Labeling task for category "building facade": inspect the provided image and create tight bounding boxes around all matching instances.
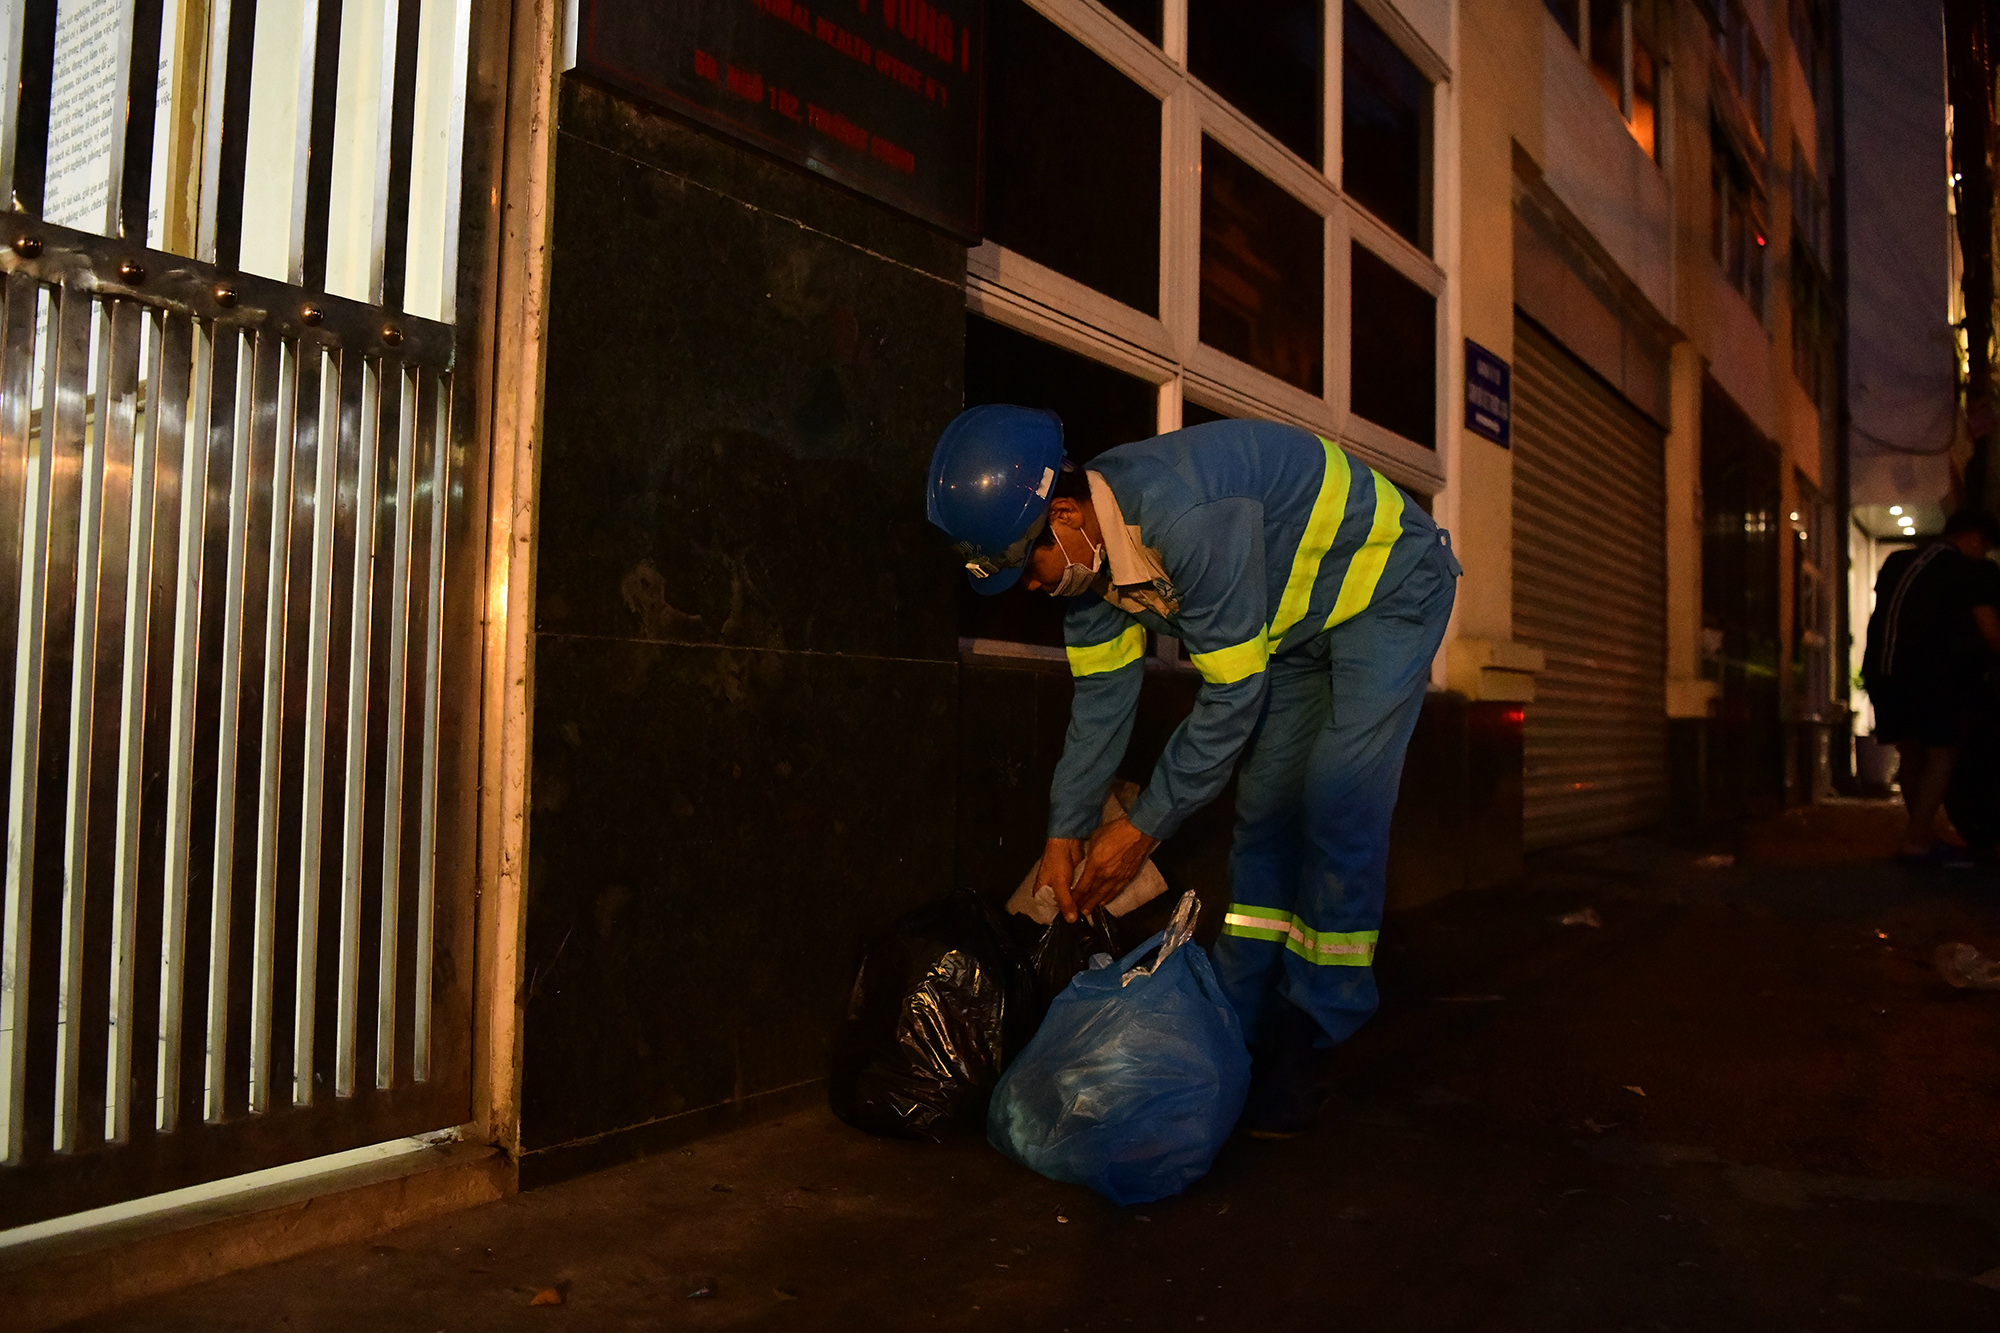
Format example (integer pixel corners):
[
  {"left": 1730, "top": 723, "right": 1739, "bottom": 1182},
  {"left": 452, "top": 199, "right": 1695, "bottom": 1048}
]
[{"left": 1460, "top": 0, "right": 1840, "bottom": 844}]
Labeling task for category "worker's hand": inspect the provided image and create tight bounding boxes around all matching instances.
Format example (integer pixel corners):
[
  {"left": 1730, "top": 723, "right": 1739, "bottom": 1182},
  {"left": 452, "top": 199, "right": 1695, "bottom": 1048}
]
[
  {"left": 1039, "top": 837, "right": 1085, "bottom": 922},
  {"left": 1072, "top": 818, "right": 1159, "bottom": 918}
]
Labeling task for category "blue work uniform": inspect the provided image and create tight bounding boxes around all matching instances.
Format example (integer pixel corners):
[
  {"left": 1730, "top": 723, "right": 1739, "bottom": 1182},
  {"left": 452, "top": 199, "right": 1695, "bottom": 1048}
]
[{"left": 1051, "top": 419, "right": 1460, "bottom": 1048}]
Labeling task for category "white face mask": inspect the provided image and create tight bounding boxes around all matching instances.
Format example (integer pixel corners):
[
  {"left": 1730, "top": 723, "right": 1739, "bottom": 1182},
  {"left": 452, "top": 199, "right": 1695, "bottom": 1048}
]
[{"left": 1048, "top": 522, "right": 1105, "bottom": 597}]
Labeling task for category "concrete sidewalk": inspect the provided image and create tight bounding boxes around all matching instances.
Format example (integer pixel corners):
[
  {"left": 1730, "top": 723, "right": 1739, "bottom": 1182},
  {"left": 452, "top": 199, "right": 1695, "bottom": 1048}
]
[{"left": 56, "top": 813, "right": 2000, "bottom": 1331}]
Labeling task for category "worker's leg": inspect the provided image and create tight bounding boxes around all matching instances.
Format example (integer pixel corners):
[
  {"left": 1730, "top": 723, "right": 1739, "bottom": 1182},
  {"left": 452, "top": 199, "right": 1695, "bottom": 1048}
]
[
  {"left": 1276, "top": 546, "right": 1457, "bottom": 1048},
  {"left": 1213, "top": 635, "right": 1332, "bottom": 1045}
]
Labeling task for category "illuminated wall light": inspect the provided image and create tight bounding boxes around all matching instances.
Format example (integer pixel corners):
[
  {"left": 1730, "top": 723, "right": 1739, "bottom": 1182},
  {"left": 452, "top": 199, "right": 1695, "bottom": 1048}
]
[{"left": 1890, "top": 505, "right": 1904, "bottom": 515}]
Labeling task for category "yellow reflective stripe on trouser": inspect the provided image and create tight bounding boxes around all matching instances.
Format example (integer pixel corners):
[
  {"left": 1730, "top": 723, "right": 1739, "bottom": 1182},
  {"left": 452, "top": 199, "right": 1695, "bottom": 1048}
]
[
  {"left": 1221, "top": 908, "right": 1378, "bottom": 966},
  {"left": 1325, "top": 469, "right": 1407, "bottom": 629},
  {"left": 1188, "top": 626, "right": 1269, "bottom": 685},
  {"left": 1267, "top": 435, "right": 1353, "bottom": 644},
  {"left": 1066, "top": 623, "right": 1146, "bottom": 677}
]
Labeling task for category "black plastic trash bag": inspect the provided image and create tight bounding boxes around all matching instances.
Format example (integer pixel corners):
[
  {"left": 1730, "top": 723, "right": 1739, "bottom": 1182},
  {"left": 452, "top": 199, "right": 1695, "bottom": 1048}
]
[
  {"left": 829, "top": 891, "right": 1037, "bottom": 1141},
  {"left": 1028, "top": 911, "right": 1123, "bottom": 1010}
]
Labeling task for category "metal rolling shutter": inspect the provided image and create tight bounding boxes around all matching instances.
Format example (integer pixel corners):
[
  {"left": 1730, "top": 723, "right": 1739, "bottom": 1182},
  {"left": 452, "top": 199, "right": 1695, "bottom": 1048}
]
[{"left": 1512, "top": 318, "right": 1668, "bottom": 848}]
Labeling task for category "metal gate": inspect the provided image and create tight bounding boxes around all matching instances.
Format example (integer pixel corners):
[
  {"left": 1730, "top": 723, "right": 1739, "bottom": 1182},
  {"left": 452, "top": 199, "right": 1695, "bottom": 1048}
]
[
  {"left": 0, "top": 0, "right": 480, "bottom": 1229},
  {"left": 1512, "top": 317, "right": 1668, "bottom": 849}
]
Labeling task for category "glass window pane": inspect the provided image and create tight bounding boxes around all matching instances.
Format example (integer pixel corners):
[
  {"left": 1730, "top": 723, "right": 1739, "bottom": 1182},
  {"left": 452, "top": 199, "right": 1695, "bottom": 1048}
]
[
  {"left": 1099, "top": 0, "right": 1163, "bottom": 44},
  {"left": 1182, "top": 400, "right": 1232, "bottom": 427},
  {"left": 985, "top": 0, "right": 1162, "bottom": 315},
  {"left": 1631, "top": 35, "right": 1659, "bottom": 158},
  {"left": 1200, "top": 137, "right": 1325, "bottom": 396},
  {"left": 1349, "top": 243, "right": 1435, "bottom": 448},
  {"left": 961, "top": 315, "right": 1160, "bottom": 646},
  {"left": 1588, "top": 2, "right": 1623, "bottom": 113},
  {"left": 1543, "top": 0, "right": 1581, "bottom": 42},
  {"left": 1188, "top": 0, "right": 1324, "bottom": 166},
  {"left": 1342, "top": 3, "right": 1432, "bottom": 252}
]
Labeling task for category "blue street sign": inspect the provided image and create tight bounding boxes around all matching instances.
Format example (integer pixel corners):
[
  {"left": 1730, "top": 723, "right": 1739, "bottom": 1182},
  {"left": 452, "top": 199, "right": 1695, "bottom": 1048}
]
[{"left": 1464, "top": 339, "right": 1511, "bottom": 447}]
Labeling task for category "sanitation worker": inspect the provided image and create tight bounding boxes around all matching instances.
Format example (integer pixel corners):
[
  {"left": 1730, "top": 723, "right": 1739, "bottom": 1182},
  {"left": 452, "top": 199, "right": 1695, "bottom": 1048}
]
[{"left": 927, "top": 407, "right": 1459, "bottom": 1137}]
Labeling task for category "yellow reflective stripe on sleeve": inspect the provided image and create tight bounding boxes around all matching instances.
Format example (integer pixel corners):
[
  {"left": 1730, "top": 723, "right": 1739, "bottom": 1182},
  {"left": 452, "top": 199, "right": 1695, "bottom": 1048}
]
[
  {"left": 1066, "top": 623, "right": 1146, "bottom": 677},
  {"left": 1221, "top": 908, "right": 1378, "bottom": 966},
  {"left": 1187, "top": 627, "right": 1270, "bottom": 685},
  {"left": 1324, "top": 468, "right": 1407, "bottom": 629},
  {"left": 1267, "top": 435, "right": 1353, "bottom": 645}
]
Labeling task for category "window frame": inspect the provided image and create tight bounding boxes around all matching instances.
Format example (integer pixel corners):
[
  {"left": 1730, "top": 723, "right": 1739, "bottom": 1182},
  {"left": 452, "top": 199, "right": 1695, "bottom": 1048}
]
[
  {"left": 965, "top": 0, "right": 1451, "bottom": 497},
  {"left": 1551, "top": 0, "right": 1667, "bottom": 163}
]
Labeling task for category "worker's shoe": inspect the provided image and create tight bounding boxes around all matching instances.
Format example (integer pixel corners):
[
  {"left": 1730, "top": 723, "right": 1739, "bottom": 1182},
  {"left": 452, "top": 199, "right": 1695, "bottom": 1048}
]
[{"left": 1238, "top": 1006, "right": 1336, "bottom": 1140}]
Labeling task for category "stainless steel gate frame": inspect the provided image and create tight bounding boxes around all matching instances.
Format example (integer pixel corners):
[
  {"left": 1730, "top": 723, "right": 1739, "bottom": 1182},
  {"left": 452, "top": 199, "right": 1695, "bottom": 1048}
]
[{"left": 0, "top": 214, "right": 480, "bottom": 1230}]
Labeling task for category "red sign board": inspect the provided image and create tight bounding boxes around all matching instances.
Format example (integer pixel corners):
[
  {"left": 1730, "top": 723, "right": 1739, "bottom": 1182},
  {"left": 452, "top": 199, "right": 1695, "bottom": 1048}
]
[{"left": 576, "top": 0, "right": 985, "bottom": 239}]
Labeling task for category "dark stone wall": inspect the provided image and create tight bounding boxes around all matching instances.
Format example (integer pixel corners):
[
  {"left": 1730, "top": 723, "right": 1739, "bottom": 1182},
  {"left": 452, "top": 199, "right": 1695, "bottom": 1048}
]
[{"left": 522, "top": 78, "right": 967, "bottom": 1173}]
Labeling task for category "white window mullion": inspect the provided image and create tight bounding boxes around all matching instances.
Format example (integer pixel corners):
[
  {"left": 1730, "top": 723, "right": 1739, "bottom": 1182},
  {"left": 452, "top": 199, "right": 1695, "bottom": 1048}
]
[
  {"left": 1161, "top": 0, "right": 1188, "bottom": 65},
  {"left": 1327, "top": 203, "right": 1350, "bottom": 430},
  {"left": 1160, "top": 83, "right": 1202, "bottom": 364},
  {"left": 1324, "top": 0, "right": 1344, "bottom": 191}
]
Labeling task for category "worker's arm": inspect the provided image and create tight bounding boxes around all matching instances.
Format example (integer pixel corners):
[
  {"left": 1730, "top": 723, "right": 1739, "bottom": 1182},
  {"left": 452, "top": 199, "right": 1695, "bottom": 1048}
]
[
  {"left": 1043, "top": 598, "right": 1145, "bottom": 918},
  {"left": 1072, "top": 499, "right": 1269, "bottom": 914}
]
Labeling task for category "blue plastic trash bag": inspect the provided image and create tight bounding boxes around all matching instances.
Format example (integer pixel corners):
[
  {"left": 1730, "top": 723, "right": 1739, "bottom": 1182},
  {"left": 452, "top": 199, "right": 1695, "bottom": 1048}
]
[{"left": 987, "top": 890, "right": 1251, "bottom": 1205}]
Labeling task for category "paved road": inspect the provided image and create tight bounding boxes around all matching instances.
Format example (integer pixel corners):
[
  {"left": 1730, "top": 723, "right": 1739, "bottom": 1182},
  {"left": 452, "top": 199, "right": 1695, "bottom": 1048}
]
[{"left": 62, "top": 826, "right": 2000, "bottom": 1331}]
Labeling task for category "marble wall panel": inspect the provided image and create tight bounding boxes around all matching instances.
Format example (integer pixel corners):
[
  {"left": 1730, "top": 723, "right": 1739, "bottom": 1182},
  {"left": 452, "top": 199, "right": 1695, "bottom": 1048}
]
[
  {"left": 521, "top": 635, "right": 957, "bottom": 1154},
  {"left": 538, "top": 80, "right": 966, "bottom": 661}
]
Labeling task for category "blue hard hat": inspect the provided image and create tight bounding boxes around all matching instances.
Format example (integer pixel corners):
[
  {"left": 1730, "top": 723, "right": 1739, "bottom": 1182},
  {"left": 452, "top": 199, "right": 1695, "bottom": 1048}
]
[{"left": 926, "top": 405, "right": 1066, "bottom": 595}]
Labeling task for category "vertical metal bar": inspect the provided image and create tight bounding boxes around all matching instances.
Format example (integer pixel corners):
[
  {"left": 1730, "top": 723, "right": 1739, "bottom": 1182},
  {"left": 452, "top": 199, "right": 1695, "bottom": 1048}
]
[
  {"left": 192, "top": 0, "right": 235, "bottom": 263},
  {"left": 0, "top": 0, "right": 32, "bottom": 207},
  {"left": 154, "top": 321, "right": 217, "bottom": 1133},
  {"left": 197, "top": 327, "right": 265, "bottom": 1122},
  {"left": 8, "top": 0, "right": 57, "bottom": 218},
  {"left": 434, "top": 0, "right": 473, "bottom": 325},
  {"left": 250, "top": 339, "right": 319, "bottom": 1113},
  {"left": 412, "top": 372, "right": 446, "bottom": 1081},
  {"left": 245, "top": 333, "right": 297, "bottom": 1114},
  {"left": 292, "top": 347, "right": 349, "bottom": 1106},
  {"left": 73, "top": 298, "right": 143, "bottom": 1154},
  {"left": 374, "top": 365, "right": 415, "bottom": 1087},
  {"left": 45, "top": 286, "right": 104, "bottom": 1144},
  {"left": 284, "top": 0, "right": 328, "bottom": 287},
  {"left": 333, "top": 355, "right": 380, "bottom": 1098},
  {"left": 204, "top": 0, "right": 258, "bottom": 270},
  {"left": 299, "top": 0, "right": 343, "bottom": 293},
  {"left": 377, "top": 0, "right": 422, "bottom": 312},
  {"left": 0, "top": 277, "right": 43, "bottom": 1160},
  {"left": 119, "top": 0, "right": 168, "bottom": 245},
  {"left": 105, "top": 309, "right": 181, "bottom": 1144},
  {"left": 363, "top": 0, "right": 405, "bottom": 305},
  {"left": 94, "top": 0, "right": 142, "bottom": 238},
  {"left": 167, "top": 323, "right": 240, "bottom": 1137},
  {"left": 20, "top": 281, "right": 89, "bottom": 1161},
  {"left": 351, "top": 352, "right": 403, "bottom": 1092},
  {"left": 53, "top": 298, "right": 111, "bottom": 1151},
  {"left": 125, "top": 310, "right": 188, "bottom": 1145}
]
